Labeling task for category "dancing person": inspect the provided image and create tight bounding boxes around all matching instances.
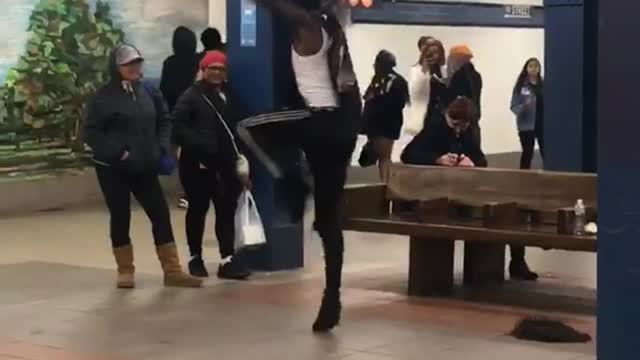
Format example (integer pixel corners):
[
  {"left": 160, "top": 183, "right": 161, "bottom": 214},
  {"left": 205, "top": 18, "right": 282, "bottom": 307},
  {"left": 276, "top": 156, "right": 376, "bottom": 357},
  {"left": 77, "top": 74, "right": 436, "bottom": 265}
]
[
  {"left": 171, "top": 51, "right": 252, "bottom": 280},
  {"left": 359, "top": 50, "right": 409, "bottom": 181},
  {"left": 160, "top": 26, "right": 201, "bottom": 210},
  {"left": 84, "top": 44, "right": 203, "bottom": 289},
  {"left": 237, "top": 0, "right": 361, "bottom": 332},
  {"left": 511, "top": 57, "right": 544, "bottom": 170}
]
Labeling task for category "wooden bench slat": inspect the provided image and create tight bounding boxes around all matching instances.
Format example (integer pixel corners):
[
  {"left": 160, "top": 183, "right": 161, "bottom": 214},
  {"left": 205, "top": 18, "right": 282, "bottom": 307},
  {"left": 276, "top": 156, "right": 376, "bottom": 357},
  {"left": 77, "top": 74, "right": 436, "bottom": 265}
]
[
  {"left": 386, "top": 165, "right": 597, "bottom": 211},
  {"left": 344, "top": 218, "right": 596, "bottom": 252}
]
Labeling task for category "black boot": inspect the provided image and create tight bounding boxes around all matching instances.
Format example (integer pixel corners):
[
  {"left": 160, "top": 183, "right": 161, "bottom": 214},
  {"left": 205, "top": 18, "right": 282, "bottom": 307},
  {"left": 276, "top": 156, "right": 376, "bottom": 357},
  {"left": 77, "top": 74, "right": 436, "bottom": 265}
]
[
  {"left": 312, "top": 290, "right": 341, "bottom": 333},
  {"left": 188, "top": 257, "right": 209, "bottom": 278},
  {"left": 509, "top": 260, "right": 539, "bottom": 281},
  {"left": 217, "top": 257, "right": 251, "bottom": 280}
]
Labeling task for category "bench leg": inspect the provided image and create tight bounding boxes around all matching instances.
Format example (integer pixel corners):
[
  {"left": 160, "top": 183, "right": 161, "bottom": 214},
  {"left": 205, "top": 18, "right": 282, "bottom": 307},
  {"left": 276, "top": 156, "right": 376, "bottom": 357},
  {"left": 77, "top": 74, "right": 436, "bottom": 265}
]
[
  {"left": 463, "top": 242, "right": 506, "bottom": 287},
  {"left": 408, "top": 237, "right": 454, "bottom": 296}
]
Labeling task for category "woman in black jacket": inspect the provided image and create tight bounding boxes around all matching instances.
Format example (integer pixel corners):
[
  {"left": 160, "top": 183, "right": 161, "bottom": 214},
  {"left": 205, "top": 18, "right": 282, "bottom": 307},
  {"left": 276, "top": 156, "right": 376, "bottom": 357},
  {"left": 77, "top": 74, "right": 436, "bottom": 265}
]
[
  {"left": 359, "top": 50, "right": 409, "bottom": 181},
  {"left": 84, "top": 44, "right": 202, "bottom": 289},
  {"left": 171, "top": 51, "right": 251, "bottom": 280}
]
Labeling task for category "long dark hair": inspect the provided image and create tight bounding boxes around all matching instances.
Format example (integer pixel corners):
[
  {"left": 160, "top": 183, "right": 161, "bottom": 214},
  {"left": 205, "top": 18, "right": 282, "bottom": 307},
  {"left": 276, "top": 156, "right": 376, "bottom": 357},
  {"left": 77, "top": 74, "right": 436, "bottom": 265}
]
[{"left": 514, "top": 58, "right": 543, "bottom": 94}]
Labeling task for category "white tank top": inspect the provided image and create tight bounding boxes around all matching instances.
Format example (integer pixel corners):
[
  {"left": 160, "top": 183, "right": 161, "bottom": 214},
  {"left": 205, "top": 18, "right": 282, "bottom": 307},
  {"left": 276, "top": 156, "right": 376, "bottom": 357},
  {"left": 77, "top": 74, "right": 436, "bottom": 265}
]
[{"left": 291, "top": 28, "right": 339, "bottom": 108}]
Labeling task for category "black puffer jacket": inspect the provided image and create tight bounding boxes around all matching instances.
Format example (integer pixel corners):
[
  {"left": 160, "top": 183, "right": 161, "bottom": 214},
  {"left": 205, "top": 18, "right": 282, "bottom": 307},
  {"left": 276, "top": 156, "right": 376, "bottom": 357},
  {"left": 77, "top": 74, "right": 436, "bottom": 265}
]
[
  {"left": 170, "top": 81, "right": 244, "bottom": 172},
  {"left": 83, "top": 46, "right": 171, "bottom": 174}
]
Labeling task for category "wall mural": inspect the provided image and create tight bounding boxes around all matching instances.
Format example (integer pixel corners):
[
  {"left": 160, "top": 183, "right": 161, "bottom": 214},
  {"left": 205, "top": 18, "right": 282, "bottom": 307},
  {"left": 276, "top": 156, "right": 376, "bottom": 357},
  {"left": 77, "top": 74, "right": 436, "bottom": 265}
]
[{"left": 0, "top": 0, "right": 208, "bottom": 182}]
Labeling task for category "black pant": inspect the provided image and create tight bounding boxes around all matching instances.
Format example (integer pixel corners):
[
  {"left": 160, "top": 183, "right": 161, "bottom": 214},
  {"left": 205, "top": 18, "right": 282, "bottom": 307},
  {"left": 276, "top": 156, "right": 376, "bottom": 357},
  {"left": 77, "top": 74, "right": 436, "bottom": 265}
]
[
  {"left": 238, "top": 109, "right": 357, "bottom": 293},
  {"left": 518, "top": 124, "right": 544, "bottom": 170},
  {"left": 95, "top": 166, "right": 175, "bottom": 248},
  {"left": 180, "top": 165, "right": 242, "bottom": 260}
]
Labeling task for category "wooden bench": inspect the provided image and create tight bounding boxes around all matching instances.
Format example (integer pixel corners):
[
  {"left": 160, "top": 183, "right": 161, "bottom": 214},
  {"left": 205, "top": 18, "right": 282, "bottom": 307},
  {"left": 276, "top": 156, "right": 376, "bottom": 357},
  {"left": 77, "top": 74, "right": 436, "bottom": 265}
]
[{"left": 343, "top": 164, "right": 597, "bottom": 296}]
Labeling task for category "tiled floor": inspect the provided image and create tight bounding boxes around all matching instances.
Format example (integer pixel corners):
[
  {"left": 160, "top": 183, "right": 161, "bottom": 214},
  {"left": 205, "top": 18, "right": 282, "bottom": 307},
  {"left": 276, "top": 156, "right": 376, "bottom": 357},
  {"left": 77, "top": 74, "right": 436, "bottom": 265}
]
[{"left": 0, "top": 206, "right": 596, "bottom": 360}]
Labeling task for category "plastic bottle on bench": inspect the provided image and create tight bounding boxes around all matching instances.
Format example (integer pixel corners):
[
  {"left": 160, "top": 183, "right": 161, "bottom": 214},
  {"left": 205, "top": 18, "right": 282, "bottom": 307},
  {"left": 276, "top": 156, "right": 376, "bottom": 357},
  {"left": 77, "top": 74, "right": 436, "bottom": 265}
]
[{"left": 574, "top": 199, "right": 586, "bottom": 235}]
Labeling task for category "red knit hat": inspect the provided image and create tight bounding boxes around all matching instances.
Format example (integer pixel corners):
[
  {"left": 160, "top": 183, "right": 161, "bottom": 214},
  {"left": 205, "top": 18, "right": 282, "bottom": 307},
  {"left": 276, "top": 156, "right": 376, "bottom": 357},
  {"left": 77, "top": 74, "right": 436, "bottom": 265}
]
[{"left": 200, "top": 50, "right": 227, "bottom": 70}]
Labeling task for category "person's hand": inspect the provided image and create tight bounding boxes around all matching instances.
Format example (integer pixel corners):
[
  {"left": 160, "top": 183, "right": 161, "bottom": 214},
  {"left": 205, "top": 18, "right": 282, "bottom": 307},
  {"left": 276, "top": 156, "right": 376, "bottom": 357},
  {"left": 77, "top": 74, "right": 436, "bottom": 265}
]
[
  {"left": 458, "top": 155, "right": 475, "bottom": 167},
  {"left": 436, "top": 154, "right": 455, "bottom": 166},
  {"left": 525, "top": 97, "right": 534, "bottom": 109},
  {"left": 239, "top": 174, "right": 252, "bottom": 190},
  {"left": 120, "top": 151, "right": 130, "bottom": 161}
]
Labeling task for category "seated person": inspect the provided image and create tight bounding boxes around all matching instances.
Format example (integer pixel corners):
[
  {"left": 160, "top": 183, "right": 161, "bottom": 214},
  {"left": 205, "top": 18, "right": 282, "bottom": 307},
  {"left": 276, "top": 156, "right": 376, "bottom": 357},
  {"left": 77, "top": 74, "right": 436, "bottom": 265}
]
[
  {"left": 401, "top": 97, "right": 486, "bottom": 167},
  {"left": 401, "top": 97, "right": 538, "bottom": 281}
]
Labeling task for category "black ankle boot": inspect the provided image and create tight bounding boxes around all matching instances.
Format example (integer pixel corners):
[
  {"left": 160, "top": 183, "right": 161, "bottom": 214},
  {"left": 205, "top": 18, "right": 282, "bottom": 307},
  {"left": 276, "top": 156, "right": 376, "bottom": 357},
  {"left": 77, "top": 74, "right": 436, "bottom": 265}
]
[
  {"left": 509, "top": 260, "right": 539, "bottom": 281},
  {"left": 188, "top": 257, "right": 209, "bottom": 278},
  {"left": 312, "top": 291, "right": 341, "bottom": 333}
]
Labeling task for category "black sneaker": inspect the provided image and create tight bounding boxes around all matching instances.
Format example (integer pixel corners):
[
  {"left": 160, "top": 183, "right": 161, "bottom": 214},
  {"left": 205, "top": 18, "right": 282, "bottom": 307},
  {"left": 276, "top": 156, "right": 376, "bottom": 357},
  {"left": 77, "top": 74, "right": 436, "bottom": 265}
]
[
  {"left": 312, "top": 291, "right": 341, "bottom": 333},
  {"left": 509, "top": 260, "right": 539, "bottom": 281},
  {"left": 188, "top": 257, "right": 209, "bottom": 278},
  {"left": 217, "top": 257, "right": 251, "bottom": 280}
]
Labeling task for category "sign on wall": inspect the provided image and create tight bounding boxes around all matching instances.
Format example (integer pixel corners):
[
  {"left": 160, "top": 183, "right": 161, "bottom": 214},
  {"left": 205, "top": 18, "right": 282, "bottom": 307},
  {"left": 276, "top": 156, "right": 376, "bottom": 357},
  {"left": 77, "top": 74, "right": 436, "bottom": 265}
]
[{"left": 240, "top": 0, "right": 257, "bottom": 47}]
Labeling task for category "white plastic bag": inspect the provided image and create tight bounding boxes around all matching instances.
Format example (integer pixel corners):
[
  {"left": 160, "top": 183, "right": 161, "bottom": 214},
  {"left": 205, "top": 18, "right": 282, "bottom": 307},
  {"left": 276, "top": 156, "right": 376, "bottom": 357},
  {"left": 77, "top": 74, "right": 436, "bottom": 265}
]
[{"left": 235, "top": 190, "right": 267, "bottom": 250}]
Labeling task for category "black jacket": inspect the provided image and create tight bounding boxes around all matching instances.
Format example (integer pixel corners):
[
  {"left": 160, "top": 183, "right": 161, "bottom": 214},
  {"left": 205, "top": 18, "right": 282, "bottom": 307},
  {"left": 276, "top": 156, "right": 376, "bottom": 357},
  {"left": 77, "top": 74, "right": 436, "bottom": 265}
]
[
  {"left": 401, "top": 114, "right": 487, "bottom": 167},
  {"left": 448, "top": 62, "right": 483, "bottom": 120},
  {"left": 84, "top": 47, "right": 171, "bottom": 174},
  {"left": 171, "top": 81, "right": 243, "bottom": 172}
]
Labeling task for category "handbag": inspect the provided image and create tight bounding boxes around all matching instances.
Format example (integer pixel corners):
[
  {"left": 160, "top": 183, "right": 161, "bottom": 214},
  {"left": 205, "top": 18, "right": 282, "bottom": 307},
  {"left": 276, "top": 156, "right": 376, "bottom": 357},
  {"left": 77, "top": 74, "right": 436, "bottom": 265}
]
[{"left": 234, "top": 190, "right": 267, "bottom": 249}]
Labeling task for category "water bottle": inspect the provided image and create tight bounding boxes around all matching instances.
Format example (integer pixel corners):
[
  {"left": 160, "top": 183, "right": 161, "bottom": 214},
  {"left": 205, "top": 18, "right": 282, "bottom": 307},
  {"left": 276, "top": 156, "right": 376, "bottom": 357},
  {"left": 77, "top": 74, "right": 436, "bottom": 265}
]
[{"left": 574, "top": 199, "right": 586, "bottom": 235}]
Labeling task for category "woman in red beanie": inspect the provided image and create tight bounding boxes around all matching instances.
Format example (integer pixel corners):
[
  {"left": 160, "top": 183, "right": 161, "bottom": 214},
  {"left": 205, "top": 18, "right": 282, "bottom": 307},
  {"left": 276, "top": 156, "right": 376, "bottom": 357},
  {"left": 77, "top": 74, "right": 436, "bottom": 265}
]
[{"left": 170, "top": 50, "right": 252, "bottom": 280}]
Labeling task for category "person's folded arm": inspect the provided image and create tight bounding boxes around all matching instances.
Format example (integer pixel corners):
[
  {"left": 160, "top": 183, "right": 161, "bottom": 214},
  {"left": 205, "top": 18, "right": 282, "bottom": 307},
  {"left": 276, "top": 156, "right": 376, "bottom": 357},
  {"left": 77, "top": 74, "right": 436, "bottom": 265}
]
[{"left": 400, "top": 129, "right": 440, "bottom": 166}]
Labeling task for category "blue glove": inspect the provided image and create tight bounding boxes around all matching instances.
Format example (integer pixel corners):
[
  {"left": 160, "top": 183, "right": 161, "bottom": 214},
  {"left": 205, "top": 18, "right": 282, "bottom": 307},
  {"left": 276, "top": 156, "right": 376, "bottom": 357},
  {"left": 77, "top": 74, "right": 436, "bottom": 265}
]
[{"left": 158, "top": 155, "right": 177, "bottom": 176}]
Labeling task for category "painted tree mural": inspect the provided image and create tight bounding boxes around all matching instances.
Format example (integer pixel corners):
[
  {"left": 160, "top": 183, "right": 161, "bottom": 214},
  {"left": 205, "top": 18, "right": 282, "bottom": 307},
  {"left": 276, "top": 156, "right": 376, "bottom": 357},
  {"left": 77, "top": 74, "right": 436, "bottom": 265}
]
[{"left": 0, "top": 0, "right": 124, "bottom": 156}]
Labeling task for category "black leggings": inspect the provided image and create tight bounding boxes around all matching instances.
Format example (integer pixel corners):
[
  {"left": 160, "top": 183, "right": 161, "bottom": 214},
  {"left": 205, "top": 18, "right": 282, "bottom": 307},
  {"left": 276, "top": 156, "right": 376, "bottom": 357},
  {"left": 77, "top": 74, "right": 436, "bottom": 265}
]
[
  {"left": 238, "top": 109, "right": 357, "bottom": 293},
  {"left": 519, "top": 125, "right": 544, "bottom": 169},
  {"left": 95, "top": 166, "right": 175, "bottom": 248},
  {"left": 180, "top": 165, "right": 242, "bottom": 260}
]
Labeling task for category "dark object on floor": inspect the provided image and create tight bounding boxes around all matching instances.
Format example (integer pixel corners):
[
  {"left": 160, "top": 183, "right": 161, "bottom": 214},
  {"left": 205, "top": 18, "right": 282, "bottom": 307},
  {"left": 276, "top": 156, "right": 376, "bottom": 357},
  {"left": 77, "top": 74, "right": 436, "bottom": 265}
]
[
  {"left": 217, "top": 257, "right": 251, "bottom": 280},
  {"left": 358, "top": 141, "right": 378, "bottom": 167},
  {"left": 510, "top": 317, "right": 592, "bottom": 343},
  {"left": 509, "top": 260, "right": 539, "bottom": 281}
]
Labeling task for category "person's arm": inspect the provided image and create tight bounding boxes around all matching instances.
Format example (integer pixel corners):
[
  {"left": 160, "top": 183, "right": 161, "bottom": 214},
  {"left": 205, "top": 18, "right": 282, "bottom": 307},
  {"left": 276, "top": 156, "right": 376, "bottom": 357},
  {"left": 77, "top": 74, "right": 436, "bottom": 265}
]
[
  {"left": 465, "top": 137, "right": 488, "bottom": 168},
  {"left": 170, "top": 90, "right": 217, "bottom": 155},
  {"left": 254, "top": 0, "right": 315, "bottom": 27},
  {"left": 408, "top": 66, "right": 430, "bottom": 104},
  {"left": 510, "top": 88, "right": 528, "bottom": 116},
  {"left": 83, "top": 96, "right": 126, "bottom": 163},
  {"left": 148, "top": 86, "right": 172, "bottom": 155},
  {"left": 400, "top": 126, "right": 442, "bottom": 166}
]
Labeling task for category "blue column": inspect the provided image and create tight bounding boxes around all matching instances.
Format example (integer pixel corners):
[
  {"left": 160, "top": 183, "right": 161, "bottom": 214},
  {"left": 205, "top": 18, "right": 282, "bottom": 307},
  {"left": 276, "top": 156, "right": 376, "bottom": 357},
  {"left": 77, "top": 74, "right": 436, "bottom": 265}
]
[
  {"left": 225, "top": 0, "right": 304, "bottom": 271},
  {"left": 597, "top": 1, "right": 640, "bottom": 359},
  {"left": 544, "top": 0, "right": 598, "bottom": 172}
]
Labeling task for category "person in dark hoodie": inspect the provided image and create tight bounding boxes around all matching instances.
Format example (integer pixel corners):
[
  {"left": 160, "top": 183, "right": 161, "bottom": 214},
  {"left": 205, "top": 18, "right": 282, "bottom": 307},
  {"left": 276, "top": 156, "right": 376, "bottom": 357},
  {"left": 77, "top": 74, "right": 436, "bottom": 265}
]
[
  {"left": 171, "top": 50, "right": 252, "bottom": 280},
  {"left": 237, "top": 0, "right": 361, "bottom": 333},
  {"left": 160, "top": 26, "right": 201, "bottom": 210},
  {"left": 401, "top": 97, "right": 487, "bottom": 168},
  {"left": 160, "top": 26, "right": 200, "bottom": 112},
  {"left": 199, "top": 27, "right": 225, "bottom": 57},
  {"left": 446, "top": 45, "right": 483, "bottom": 146},
  {"left": 84, "top": 44, "right": 203, "bottom": 289}
]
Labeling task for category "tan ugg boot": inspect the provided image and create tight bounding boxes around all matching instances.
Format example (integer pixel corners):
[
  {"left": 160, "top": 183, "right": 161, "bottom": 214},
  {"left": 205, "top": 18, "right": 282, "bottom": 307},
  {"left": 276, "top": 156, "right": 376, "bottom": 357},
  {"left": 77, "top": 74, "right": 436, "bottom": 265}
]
[
  {"left": 156, "top": 243, "right": 203, "bottom": 288},
  {"left": 113, "top": 245, "right": 135, "bottom": 289}
]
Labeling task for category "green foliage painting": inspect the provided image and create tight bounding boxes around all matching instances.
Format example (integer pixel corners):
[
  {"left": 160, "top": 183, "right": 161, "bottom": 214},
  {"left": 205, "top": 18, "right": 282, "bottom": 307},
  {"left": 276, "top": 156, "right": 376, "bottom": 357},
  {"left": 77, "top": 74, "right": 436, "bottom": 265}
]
[{"left": 0, "top": 0, "right": 124, "bottom": 181}]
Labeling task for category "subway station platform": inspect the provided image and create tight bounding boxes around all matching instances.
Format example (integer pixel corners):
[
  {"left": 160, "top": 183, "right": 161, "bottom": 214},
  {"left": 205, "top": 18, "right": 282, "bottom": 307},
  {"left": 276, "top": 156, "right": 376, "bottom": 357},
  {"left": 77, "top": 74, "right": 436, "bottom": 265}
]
[{"left": 0, "top": 204, "right": 595, "bottom": 360}]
